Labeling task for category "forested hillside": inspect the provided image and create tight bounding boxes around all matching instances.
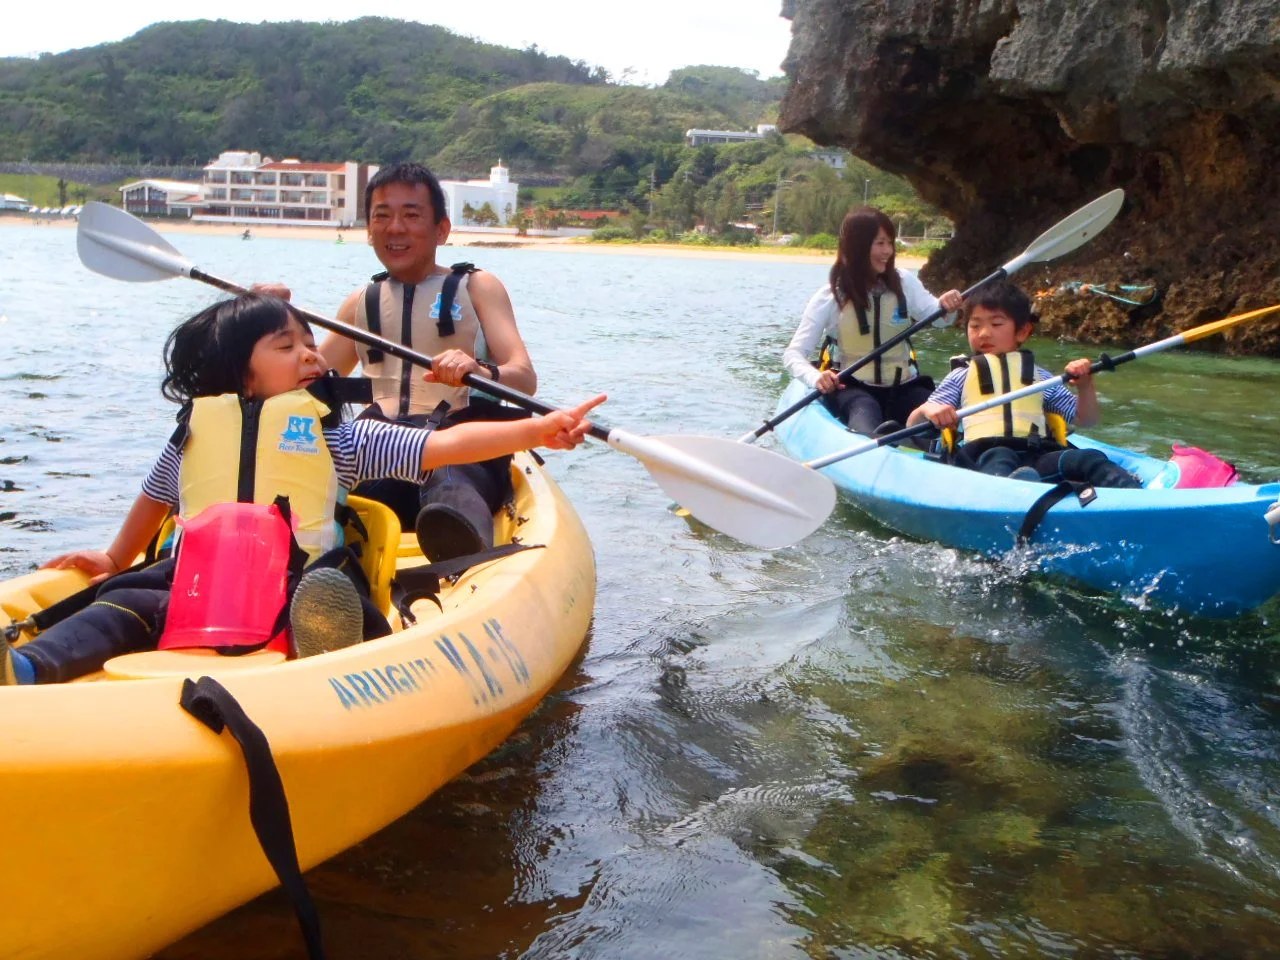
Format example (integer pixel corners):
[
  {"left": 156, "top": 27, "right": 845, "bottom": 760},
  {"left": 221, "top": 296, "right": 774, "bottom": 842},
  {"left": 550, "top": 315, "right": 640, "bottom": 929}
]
[
  {"left": 0, "top": 18, "right": 948, "bottom": 238},
  {"left": 0, "top": 18, "right": 609, "bottom": 164},
  {"left": 0, "top": 19, "right": 778, "bottom": 170}
]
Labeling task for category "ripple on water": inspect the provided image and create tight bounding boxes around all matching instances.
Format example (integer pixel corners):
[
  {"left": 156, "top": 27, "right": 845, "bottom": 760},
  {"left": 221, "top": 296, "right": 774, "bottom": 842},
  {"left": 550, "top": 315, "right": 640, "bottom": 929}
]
[{"left": 8, "top": 229, "right": 1280, "bottom": 957}]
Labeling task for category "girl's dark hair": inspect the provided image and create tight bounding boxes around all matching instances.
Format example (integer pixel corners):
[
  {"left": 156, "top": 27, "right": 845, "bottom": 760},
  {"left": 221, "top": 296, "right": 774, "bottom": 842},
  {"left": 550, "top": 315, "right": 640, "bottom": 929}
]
[
  {"left": 364, "top": 162, "right": 448, "bottom": 223},
  {"left": 829, "top": 207, "right": 904, "bottom": 309},
  {"left": 961, "top": 280, "right": 1038, "bottom": 328},
  {"left": 161, "top": 295, "right": 308, "bottom": 403}
]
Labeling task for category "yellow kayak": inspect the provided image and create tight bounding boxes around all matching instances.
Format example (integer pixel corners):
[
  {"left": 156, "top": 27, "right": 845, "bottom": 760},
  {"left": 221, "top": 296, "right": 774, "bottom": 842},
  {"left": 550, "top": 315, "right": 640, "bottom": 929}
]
[{"left": 0, "top": 452, "right": 595, "bottom": 960}]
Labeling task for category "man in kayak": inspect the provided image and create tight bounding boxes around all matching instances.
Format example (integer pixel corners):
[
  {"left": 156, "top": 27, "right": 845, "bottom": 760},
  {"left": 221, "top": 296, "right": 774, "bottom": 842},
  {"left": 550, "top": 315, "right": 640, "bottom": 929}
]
[
  {"left": 264, "top": 162, "right": 538, "bottom": 561},
  {"left": 906, "top": 281, "right": 1140, "bottom": 487}
]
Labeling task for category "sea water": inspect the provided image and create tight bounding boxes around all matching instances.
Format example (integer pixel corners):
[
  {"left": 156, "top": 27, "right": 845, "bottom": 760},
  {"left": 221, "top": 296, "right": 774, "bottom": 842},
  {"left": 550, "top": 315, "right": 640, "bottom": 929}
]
[{"left": 4, "top": 224, "right": 1280, "bottom": 957}]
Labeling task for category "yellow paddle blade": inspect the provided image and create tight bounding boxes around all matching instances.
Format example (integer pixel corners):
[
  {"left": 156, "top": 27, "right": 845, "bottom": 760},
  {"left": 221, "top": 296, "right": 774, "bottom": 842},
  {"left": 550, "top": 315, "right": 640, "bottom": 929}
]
[{"left": 1180, "top": 303, "right": 1280, "bottom": 343}]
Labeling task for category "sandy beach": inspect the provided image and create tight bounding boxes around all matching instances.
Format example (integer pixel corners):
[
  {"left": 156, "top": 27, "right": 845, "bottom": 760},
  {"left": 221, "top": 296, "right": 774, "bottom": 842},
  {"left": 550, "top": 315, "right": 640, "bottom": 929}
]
[{"left": 3, "top": 215, "right": 926, "bottom": 268}]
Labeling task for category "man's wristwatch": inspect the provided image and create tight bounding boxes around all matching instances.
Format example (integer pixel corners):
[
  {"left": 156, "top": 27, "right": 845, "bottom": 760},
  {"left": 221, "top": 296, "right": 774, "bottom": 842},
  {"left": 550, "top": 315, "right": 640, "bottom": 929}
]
[{"left": 477, "top": 359, "right": 500, "bottom": 382}]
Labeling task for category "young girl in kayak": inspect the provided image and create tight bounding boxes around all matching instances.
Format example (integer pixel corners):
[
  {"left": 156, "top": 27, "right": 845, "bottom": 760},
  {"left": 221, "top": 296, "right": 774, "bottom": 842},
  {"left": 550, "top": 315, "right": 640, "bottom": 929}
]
[
  {"left": 906, "top": 280, "right": 1139, "bottom": 487},
  {"left": 781, "top": 207, "right": 963, "bottom": 438},
  {"left": 0, "top": 294, "right": 604, "bottom": 685}
]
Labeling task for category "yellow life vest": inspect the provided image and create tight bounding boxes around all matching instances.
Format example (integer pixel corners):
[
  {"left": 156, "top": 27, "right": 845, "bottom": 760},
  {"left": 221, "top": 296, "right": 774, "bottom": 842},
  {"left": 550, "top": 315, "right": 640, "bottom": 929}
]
[
  {"left": 958, "top": 351, "right": 1067, "bottom": 445},
  {"left": 178, "top": 390, "right": 343, "bottom": 562},
  {"left": 836, "top": 289, "right": 915, "bottom": 386}
]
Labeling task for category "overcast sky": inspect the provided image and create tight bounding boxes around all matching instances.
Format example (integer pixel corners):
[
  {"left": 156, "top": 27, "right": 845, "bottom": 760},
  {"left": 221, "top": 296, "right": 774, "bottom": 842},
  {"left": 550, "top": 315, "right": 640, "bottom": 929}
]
[{"left": 1, "top": 0, "right": 795, "bottom": 84}]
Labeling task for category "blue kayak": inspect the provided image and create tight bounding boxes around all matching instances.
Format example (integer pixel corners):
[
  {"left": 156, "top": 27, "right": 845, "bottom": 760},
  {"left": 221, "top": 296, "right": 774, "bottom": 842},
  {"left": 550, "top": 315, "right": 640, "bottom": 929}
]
[{"left": 772, "top": 379, "right": 1280, "bottom": 617}]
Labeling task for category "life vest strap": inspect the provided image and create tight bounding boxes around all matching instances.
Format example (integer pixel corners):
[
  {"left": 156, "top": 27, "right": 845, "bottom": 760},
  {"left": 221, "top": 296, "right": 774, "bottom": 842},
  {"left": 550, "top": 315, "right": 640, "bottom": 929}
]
[
  {"left": 363, "top": 274, "right": 387, "bottom": 363},
  {"left": 306, "top": 372, "right": 373, "bottom": 427},
  {"left": 179, "top": 676, "right": 327, "bottom": 960},
  {"left": 436, "top": 262, "right": 477, "bottom": 338},
  {"left": 238, "top": 397, "right": 263, "bottom": 502}
]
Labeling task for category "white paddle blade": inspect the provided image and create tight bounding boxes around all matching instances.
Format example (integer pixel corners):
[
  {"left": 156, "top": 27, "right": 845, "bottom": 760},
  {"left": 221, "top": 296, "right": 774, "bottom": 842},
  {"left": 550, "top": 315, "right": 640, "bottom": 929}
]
[
  {"left": 77, "top": 201, "right": 193, "bottom": 282},
  {"left": 1005, "top": 189, "right": 1125, "bottom": 274},
  {"left": 607, "top": 430, "right": 836, "bottom": 548}
]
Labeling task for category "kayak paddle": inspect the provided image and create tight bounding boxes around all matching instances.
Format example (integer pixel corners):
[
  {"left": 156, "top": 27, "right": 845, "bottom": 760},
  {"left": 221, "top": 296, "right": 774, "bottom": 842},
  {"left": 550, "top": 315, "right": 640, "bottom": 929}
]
[
  {"left": 805, "top": 302, "right": 1280, "bottom": 470},
  {"left": 740, "top": 189, "right": 1127, "bottom": 444},
  {"left": 76, "top": 202, "right": 836, "bottom": 549}
]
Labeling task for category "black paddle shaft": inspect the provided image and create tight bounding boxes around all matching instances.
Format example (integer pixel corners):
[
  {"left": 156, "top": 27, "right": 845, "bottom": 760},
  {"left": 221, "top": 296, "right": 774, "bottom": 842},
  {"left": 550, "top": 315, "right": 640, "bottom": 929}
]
[
  {"left": 746, "top": 266, "right": 1011, "bottom": 441},
  {"left": 191, "top": 267, "right": 613, "bottom": 443}
]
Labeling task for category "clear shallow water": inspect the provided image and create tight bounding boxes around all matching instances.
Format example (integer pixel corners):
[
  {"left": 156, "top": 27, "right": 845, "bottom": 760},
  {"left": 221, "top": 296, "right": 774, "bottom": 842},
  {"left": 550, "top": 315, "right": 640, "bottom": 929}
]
[{"left": 4, "top": 225, "right": 1280, "bottom": 958}]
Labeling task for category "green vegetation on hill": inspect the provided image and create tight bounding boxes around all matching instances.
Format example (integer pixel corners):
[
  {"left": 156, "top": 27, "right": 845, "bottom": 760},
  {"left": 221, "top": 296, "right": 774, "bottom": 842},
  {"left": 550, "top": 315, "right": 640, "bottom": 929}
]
[
  {"left": 662, "top": 65, "right": 787, "bottom": 125},
  {"left": 0, "top": 17, "right": 950, "bottom": 241},
  {"left": 0, "top": 18, "right": 605, "bottom": 164},
  {"left": 432, "top": 83, "right": 739, "bottom": 174}
]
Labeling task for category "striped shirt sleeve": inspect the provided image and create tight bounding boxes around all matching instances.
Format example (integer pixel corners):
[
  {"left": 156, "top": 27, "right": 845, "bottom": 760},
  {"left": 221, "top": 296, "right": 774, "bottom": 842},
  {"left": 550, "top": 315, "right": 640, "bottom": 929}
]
[
  {"left": 927, "top": 367, "right": 966, "bottom": 408},
  {"left": 140, "top": 441, "right": 182, "bottom": 506},
  {"left": 332, "top": 419, "right": 430, "bottom": 487},
  {"left": 1039, "top": 369, "right": 1079, "bottom": 422}
]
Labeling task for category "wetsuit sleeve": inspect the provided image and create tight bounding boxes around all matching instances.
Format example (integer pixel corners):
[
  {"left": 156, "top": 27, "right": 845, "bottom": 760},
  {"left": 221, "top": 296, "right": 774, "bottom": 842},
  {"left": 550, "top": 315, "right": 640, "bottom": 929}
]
[
  {"left": 140, "top": 440, "right": 182, "bottom": 507},
  {"left": 898, "top": 270, "right": 950, "bottom": 327},
  {"left": 335, "top": 420, "right": 431, "bottom": 486},
  {"left": 782, "top": 286, "right": 839, "bottom": 388},
  {"left": 927, "top": 367, "right": 965, "bottom": 407}
]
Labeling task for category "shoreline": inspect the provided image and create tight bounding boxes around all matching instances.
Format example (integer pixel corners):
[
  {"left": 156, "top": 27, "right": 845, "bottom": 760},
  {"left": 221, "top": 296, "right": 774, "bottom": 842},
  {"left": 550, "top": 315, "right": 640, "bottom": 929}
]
[{"left": 0, "top": 215, "right": 925, "bottom": 268}]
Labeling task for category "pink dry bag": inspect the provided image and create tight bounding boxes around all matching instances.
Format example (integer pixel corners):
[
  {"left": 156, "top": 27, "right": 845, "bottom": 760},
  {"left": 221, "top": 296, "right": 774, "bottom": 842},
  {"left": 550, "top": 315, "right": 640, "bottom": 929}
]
[
  {"left": 159, "top": 500, "right": 299, "bottom": 653},
  {"left": 1171, "top": 444, "right": 1239, "bottom": 489}
]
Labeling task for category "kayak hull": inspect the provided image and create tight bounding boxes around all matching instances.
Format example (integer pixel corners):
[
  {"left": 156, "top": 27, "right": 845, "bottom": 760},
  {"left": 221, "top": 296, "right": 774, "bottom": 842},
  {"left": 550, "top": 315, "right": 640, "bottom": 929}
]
[
  {"left": 0, "top": 452, "right": 595, "bottom": 960},
  {"left": 773, "top": 379, "right": 1280, "bottom": 616}
]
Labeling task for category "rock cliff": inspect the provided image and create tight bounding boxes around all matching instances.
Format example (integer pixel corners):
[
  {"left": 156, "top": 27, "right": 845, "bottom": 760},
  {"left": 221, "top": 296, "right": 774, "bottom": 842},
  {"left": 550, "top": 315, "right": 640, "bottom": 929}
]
[{"left": 780, "top": 0, "right": 1280, "bottom": 353}]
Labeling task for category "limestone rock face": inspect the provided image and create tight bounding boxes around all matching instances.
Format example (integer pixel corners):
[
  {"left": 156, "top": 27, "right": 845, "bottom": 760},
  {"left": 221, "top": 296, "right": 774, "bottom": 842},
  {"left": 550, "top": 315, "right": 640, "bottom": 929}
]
[{"left": 780, "top": 0, "right": 1280, "bottom": 352}]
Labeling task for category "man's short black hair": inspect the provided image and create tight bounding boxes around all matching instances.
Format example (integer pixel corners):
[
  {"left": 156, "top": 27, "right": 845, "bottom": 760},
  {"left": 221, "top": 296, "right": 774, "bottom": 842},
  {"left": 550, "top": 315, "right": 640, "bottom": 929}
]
[
  {"left": 365, "top": 162, "right": 448, "bottom": 223},
  {"left": 961, "top": 279, "right": 1038, "bottom": 328}
]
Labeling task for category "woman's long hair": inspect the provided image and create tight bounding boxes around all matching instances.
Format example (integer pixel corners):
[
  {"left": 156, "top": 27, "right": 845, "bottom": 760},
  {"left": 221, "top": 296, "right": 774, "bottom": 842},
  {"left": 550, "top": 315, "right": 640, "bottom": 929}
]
[
  {"left": 829, "top": 207, "right": 904, "bottom": 309},
  {"left": 161, "top": 295, "right": 307, "bottom": 403}
]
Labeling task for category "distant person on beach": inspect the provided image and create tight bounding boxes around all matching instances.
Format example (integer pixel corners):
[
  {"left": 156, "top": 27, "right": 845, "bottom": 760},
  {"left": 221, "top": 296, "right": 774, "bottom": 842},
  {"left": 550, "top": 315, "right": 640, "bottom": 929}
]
[
  {"left": 242, "top": 229, "right": 251, "bottom": 240},
  {"left": 782, "top": 207, "right": 963, "bottom": 440},
  {"left": 259, "top": 162, "right": 538, "bottom": 562}
]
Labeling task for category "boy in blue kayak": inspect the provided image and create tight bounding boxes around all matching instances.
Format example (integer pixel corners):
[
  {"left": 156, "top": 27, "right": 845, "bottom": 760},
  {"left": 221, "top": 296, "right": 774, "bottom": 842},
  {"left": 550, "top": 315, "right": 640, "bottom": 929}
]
[{"left": 906, "top": 280, "right": 1140, "bottom": 488}]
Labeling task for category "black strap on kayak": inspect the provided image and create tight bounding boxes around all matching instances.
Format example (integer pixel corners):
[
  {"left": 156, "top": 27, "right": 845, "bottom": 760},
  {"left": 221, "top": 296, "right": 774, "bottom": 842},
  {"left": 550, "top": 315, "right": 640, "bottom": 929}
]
[
  {"left": 394, "top": 542, "right": 542, "bottom": 622},
  {"left": 1017, "top": 481, "right": 1097, "bottom": 546},
  {"left": 179, "top": 676, "right": 327, "bottom": 960}
]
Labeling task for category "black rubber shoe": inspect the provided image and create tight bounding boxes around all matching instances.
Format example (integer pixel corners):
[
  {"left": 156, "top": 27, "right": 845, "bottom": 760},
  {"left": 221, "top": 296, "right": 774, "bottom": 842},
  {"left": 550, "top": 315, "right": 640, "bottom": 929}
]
[
  {"left": 872, "top": 419, "right": 905, "bottom": 437},
  {"left": 290, "top": 568, "right": 364, "bottom": 658},
  {"left": 415, "top": 470, "right": 494, "bottom": 561},
  {"left": 415, "top": 503, "right": 489, "bottom": 562}
]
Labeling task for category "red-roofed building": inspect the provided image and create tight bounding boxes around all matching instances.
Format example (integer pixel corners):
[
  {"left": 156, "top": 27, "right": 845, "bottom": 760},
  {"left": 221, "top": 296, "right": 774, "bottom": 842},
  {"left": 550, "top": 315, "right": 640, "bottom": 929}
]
[{"left": 184, "top": 151, "right": 379, "bottom": 227}]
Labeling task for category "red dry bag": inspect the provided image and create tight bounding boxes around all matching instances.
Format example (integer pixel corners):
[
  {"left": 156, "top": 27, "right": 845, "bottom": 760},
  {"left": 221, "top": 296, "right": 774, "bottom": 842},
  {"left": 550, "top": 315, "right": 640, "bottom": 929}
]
[
  {"left": 1171, "top": 444, "right": 1239, "bottom": 489},
  {"left": 159, "top": 500, "right": 302, "bottom": 654}
]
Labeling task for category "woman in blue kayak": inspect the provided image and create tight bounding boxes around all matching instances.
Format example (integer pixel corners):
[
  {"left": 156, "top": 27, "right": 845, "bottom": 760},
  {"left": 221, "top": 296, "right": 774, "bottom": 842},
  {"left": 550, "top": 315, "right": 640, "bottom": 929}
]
[
  {"left": 782, "top": 207, "right": 962, "bottom": 437},
  {"left": 0, "top": 294, "right": 604, "bottom": 685}
]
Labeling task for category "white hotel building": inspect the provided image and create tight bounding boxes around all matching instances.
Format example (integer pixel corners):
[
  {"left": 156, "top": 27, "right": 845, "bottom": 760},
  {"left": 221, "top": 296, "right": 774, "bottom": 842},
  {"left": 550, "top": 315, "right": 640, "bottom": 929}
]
[
  {"left": 172, "top": 151, "right": 379, "bottom": 227},
  {"left": 160, "top": 151, "right": 520, "bottom": 228}
]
